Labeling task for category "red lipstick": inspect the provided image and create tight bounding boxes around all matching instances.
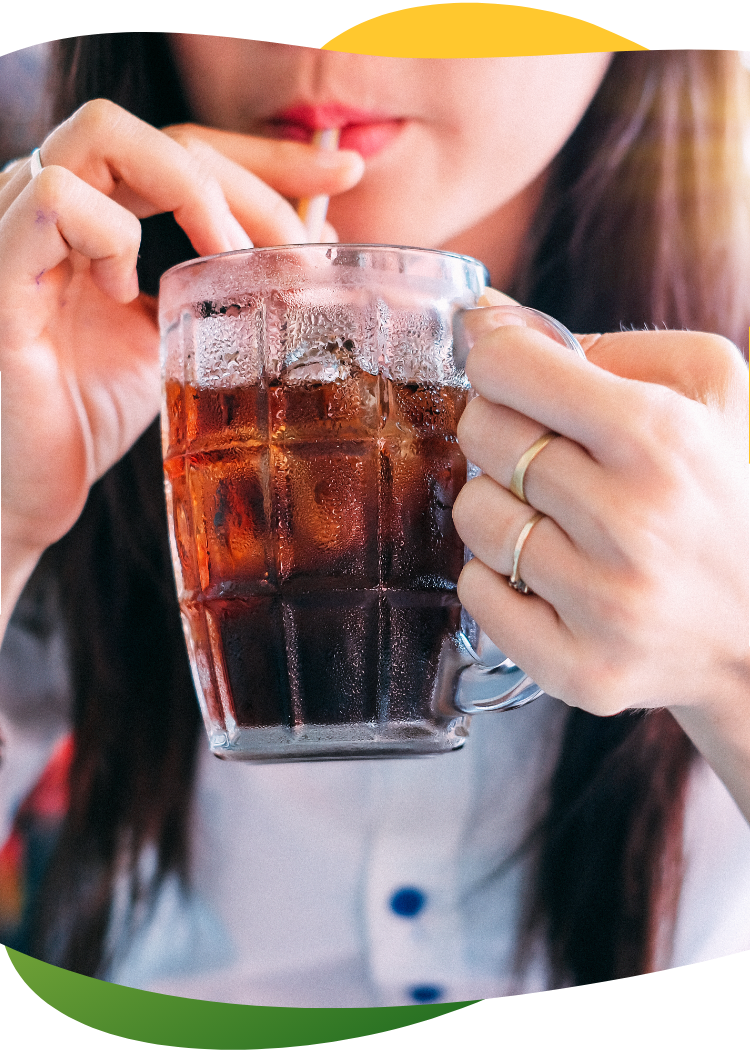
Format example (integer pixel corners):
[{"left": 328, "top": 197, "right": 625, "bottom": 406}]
[{"left": 268, "top": 103, "right": 404, "bottom": 159}]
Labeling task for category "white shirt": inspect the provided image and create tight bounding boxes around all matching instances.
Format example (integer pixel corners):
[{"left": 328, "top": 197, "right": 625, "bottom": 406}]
[{"left": 2, "top": 620, "right": 750, "bottom": 1008}]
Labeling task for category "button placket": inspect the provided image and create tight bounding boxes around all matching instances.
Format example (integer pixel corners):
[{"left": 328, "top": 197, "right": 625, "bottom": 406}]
[{"left": 363, "top": 751, "right": 475, "bottom": 1004}]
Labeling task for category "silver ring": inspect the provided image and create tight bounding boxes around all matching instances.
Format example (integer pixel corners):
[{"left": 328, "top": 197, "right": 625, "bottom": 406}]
[{"left": 29, "top": 147, "right": 43, "bottom": 179}]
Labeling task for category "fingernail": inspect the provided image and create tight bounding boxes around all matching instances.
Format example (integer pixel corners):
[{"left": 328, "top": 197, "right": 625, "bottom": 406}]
[
  {"left": 316, "top": 151, "right": 365, "bottom": 183},
  {"left": 457, "top": 307, "right": 528, "bottom": 351}
]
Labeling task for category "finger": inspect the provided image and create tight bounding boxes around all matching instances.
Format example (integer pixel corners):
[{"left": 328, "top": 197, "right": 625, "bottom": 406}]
[
  {"left": 452, "top": 474, "right": 585, "bottom": 603},
  {"left": 153, "top": 136, "right": 308, "bottom": 246},
  {"left": 459, "top": 298, "right": 523, "bottom": 355},
  {"left": 464, "top": 324, "right": 686, "bottom": 466},
  {"left": 0, "top": 153, "right": 42, "bottom": 218},
  {"left": 163, "top": 124, "right": 365, "bottom": 198},
  {"left": 457, "top": 557, "right": 581, "bottom": 705},
  {"left": 478, "top": 286, "right": 520, "bottom": 307},
  {"left": 0, "top": 165, "right": 142, "bottom": 316},
  {"left": 457, "top": 396, "right": 604, "bottom": 534},
  {"left": 466, "top": 324, "right": 748, "bottom": 467},
  {"left": 458, "top": 397, "right": 548, "bottom": 481},
  {"left": 458, "top": 555, "right": 664, "bottom": 717},
  {"left": 320, "top": 220, "right": 339, "bottom": 242},
  {"left": 0, "top": 156, "right": 27, "bottom": 196},
  {"left": 0, "top": 157, "right": 25, "bottom": 177},
  {"left": 583, "top": 329, "right": 747, "bottom": 404},
  {"left": 30, "top": 100, "right": 252, "bottom": 257},
  {"left": 575, "top": 333, "right": 603, "bottom": 354}
]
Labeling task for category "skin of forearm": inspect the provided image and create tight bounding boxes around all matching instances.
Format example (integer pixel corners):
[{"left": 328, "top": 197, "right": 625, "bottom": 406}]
[
  {"left": 669, "top": 656, "right": 750, "bottom": 823},
  {"left": 0, "top": 535, "right": 44, "bottom": 645}
]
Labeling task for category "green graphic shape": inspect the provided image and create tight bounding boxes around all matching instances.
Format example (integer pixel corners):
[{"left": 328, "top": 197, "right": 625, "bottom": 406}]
[{"left": 7, "top": 947, "right": 478, "bottom": 1048}]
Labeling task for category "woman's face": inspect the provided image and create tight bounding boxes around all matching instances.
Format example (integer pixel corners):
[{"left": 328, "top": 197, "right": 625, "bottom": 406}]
[{"left": 169, "top": 37, "right": 611, "bottom": 285}]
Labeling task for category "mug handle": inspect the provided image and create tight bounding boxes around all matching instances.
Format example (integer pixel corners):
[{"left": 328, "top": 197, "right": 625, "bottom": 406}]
[{"left": 451, "top": 305, "right": 586, "bottom": 714}]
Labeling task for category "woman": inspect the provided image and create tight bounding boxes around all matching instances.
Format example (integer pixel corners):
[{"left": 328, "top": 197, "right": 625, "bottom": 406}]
[{"left": 0, "top": 37, "right": 748, "bottom": 1004}]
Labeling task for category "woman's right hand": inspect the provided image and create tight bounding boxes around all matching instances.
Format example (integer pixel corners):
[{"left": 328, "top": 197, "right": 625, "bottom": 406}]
[{"left": 0, "top": 100, "right": 364, "bottom": 621}]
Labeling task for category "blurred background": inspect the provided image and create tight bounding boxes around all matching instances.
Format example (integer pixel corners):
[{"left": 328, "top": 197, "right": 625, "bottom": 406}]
[{"left": 0, "top": 42, "right": 52, "bottom": 168}]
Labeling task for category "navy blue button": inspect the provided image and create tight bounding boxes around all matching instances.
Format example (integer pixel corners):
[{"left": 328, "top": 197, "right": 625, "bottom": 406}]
[
  {"left": 389, "top": 887, "right": 426, "bottom": 917},
  {"left": 409, "top": 984, "right": 443, "bottom": 1003}
]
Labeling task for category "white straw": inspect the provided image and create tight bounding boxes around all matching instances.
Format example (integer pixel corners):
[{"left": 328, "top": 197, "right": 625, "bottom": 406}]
[{"left": 297, "top": 128, "right": 340, "bottom": 242}]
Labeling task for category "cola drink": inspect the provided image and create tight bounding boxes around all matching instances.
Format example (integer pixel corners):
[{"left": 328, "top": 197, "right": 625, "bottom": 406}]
[
  {"left": 163, "top": 367, "right": 470, "bottom": 759},
  {"left": 159, "top": 243, "right": 552, "bottom": 761}
]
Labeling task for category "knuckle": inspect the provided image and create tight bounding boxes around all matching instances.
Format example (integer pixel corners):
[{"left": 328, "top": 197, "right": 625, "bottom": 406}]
[
  {"left": 32, "top": 164, "right": 70, "bottom": 209},
  {"left": 168, "top": 140, "right": 224, "bottom": 204},
  {"left": 71, "top": 98, "right": 127, "bottom": 140},
  {"left": 693, "top": 332, "right": 749, "bottom": 406},
  {"left": 687, "top": 330, "right": 745, "bottom": 375},
  {"left": 190, "top": 168, "right": 226, "bottom": 212}
]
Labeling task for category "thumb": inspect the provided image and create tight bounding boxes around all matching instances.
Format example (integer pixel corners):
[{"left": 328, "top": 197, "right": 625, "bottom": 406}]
[{"left": 479, "top": 285, "right": 519, "bottom": 307}]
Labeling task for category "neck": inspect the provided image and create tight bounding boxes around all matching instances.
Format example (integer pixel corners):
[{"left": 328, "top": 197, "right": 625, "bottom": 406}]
[{"left": 441, "top": 170, "right": 548, "bottom": 294}]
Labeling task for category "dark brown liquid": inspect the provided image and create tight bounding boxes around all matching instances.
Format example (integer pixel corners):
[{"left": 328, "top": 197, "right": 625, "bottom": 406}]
[{"left": 164, "top": 371, "right": 468, "bottom": 732}]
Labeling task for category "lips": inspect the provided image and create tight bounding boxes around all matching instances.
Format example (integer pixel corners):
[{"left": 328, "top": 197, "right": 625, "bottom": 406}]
[{"left": 267, "top": 103, "right": 405, "bottom": 159}]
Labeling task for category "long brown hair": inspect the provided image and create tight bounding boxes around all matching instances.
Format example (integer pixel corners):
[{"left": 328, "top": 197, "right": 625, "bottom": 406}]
[
  {"left": 23, "top": 38, "right": 750, "bottom": 985},
  {"left": 514, "top": 48, "right": 750, "bottom": 985}
]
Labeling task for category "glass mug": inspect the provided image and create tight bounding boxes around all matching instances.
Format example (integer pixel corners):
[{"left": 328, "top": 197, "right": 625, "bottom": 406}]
[{"left": 159, "top": 245, "right": 583, "bottom": 762}]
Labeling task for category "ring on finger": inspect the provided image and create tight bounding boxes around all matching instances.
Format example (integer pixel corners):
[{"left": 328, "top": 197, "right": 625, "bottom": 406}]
[
  {"left": 29, "top": 147, "right": 44, "bottom": 179},
  {"left": 510, "top": 431, "right": 560, "bottom": 504},
  {"left": 509, "top": 511, "right": 545, "bottom": 595}
]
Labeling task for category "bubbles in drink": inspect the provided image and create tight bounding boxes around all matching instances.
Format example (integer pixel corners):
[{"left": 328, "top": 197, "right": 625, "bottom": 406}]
[{"left": 164, "top": 365, "right": 469, "bottom": 755}]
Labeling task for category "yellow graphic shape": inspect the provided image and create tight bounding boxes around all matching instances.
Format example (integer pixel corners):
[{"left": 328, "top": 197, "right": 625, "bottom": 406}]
[{"left": 323, "top": 3, "right": 645, "bottom": 57}]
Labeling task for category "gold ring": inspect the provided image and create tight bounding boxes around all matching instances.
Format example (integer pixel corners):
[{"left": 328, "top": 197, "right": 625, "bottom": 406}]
[
  {"left": 509, "top": 512, "right": 544, "bottom": 595},
  {"left": 509, "top": 431, "right": 560, "bottom": 504}
]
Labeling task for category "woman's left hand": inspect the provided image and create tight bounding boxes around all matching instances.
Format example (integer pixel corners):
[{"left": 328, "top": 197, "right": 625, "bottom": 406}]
[{"left": 452, "top": 320, "right": 750, "bottom": 806}]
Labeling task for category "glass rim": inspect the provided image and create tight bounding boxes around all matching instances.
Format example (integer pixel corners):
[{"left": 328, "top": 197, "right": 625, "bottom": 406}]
[{"left": 160, "top": 242, "right": 490, "bottom": 285}]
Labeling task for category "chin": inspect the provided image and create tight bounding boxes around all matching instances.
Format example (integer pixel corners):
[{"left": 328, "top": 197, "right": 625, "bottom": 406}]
[{"left": 327, "top": 208, "right": 441, "bottom": 251}]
